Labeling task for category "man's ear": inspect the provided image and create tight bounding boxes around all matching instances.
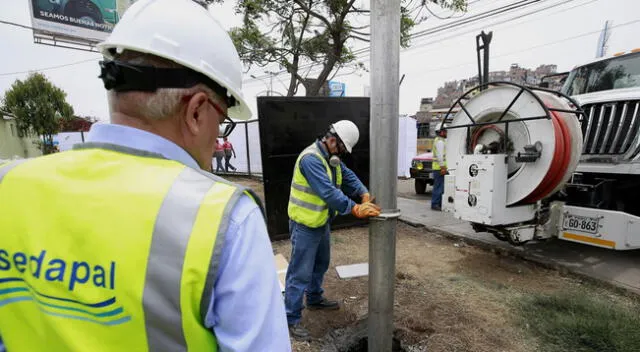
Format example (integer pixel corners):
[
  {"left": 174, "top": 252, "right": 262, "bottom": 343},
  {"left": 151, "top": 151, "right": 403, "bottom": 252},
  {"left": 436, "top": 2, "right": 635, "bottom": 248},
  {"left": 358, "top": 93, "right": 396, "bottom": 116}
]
[{"left": 184, "top": 92, "right": 208, "bottom": 135}]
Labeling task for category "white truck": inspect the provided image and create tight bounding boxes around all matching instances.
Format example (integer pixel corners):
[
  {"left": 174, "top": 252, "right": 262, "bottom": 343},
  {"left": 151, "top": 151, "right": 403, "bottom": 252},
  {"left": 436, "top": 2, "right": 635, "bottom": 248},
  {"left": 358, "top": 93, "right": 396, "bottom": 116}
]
[{"left": 443, "top": 49, "right": 640, "bottom": 250}]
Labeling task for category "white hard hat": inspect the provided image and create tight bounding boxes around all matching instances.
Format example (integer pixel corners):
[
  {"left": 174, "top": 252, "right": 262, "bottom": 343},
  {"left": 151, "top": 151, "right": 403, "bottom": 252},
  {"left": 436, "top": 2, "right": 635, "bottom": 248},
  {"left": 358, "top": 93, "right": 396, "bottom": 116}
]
[
  {"left": 97, "top": 0, "right": 251, "bottom": 120},
  {"left": 331, "top": 120, "right": 360, "bottom": 153}
]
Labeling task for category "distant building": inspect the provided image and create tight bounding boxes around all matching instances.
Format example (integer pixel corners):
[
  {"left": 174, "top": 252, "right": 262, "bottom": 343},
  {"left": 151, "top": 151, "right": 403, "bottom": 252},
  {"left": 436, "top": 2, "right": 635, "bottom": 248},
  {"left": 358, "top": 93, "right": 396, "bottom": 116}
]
[
  {"left": 433, "top": 81, "right": 462, "bottom": 109},
  {"left": 0, "top": 111, "right": 42, "bottom": 160},
  {"left": 414, "top": 96, "right": 460, "bottom": 154},
  {"left": 419, "top": 97, "right": 433, "bottom": 112},
  {"left": 59, "top": 115, "right": 96, "bottom": 133},
  {"left": 412, "top": 63, "right": 563, "bottom": 154},
  {"left": 535, "top": 64, "right": 558, "bottom": 76},
  {"left": 433, "top": 63, "right": 563, "bottom": 109}
]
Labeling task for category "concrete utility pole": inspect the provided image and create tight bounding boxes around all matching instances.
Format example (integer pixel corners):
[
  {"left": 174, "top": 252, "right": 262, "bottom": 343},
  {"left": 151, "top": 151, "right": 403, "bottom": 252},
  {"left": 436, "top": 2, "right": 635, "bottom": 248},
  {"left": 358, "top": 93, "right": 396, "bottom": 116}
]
[
  {"left": 369, "top": 0, "right": 400, "bottom": 350},
  {"left": 250, "top": 74, "right": 270, "bottom": 96},
  {"left": 265, "top": 71, "right": 278, "bottom": 96}
]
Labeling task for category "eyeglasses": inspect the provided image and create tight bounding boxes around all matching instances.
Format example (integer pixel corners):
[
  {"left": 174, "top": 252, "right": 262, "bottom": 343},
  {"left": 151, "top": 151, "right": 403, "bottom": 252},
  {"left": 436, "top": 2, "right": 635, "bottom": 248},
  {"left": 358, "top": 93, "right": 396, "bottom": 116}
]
[
  {"left": 203, "top": 98, "right": 237, "bottom": 138},
  {"left": 183, "top": 94, "right": 236, "bottom": 138},
  {"left": 218, "top": 115, "right": 236, "bottom": 138}
]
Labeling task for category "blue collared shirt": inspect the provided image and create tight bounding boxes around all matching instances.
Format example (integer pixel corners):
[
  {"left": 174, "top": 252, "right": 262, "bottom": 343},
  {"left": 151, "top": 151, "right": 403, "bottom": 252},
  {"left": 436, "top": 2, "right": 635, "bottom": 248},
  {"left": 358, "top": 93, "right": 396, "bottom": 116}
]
[
  {"left": 298, "top": 140, "right": 368, "bottom": 218},
  {"left": 0, "top": 123, "right": 291, "bottom": 352}
]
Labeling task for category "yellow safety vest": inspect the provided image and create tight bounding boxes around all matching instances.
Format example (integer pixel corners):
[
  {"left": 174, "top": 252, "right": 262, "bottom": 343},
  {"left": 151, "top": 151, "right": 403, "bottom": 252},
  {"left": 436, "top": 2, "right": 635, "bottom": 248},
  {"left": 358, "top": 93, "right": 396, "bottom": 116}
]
[
  {"left": 432, "top": 136, "right": 447, "bottom": 170},
  {"left": 0, "top": 143, "right": 258, "bottom": 352},
  {"left": 288, "top": 143, "right": 342, "bottom": 228}
]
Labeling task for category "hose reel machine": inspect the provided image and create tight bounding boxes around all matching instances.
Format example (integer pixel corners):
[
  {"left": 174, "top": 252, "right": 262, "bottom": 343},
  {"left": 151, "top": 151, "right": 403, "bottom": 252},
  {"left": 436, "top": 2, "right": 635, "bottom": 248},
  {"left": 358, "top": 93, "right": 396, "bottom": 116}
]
[{"left": 442, "top": 82, "right": 584, "bottom": 244}]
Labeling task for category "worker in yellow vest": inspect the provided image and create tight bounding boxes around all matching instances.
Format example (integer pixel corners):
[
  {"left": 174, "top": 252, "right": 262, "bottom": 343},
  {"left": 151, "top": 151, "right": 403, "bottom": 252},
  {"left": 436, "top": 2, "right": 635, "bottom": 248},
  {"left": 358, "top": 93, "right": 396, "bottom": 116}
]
[
  {"left": 285, "top": 121, "right": 381, "bottom": 340},
  {"left": 431, "top": 128, "right": 448, "bottom": 211},
  {"left": 0, "top": 0, "right": 290, "bottom": 351}
]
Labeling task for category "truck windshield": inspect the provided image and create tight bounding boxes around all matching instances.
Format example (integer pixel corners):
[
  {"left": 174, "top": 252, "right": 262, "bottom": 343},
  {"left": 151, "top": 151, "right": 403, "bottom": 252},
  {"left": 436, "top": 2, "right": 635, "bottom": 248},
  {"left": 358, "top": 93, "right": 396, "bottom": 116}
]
[{"left": 562, "top": 52, "right": 640, "bottom": 95}]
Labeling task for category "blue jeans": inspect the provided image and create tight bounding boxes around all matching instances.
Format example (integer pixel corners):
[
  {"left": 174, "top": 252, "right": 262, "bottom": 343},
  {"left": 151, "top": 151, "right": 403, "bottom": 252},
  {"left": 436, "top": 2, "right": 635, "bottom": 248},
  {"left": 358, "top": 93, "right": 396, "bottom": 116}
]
[
  {"left": 224, "top": 155, "right": 236, "bottom": 172},
  {"left": 432, "top": 170, "right": 444, "bottom": 209},
  {"left": 284, "top": 220, "right": 330, "bottom": 325},
  {"left": 215, "top": 156, "right": 224, "bottom": 172}
]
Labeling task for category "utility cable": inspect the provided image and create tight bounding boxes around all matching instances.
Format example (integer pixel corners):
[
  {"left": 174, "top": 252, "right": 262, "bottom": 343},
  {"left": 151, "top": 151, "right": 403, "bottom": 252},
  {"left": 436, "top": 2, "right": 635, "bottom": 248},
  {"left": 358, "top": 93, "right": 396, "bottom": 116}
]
[
  {"left": 244, "top": 0, "right": 552, "bottom": 83},
  {"left": 405, "top": 18, "right": 640, "bottom": 78},
  {"left": 0, "top": 19, "right": 34, "bottom": 30},
  {"left": 245, "top": 0, "right": 581, "bottom": 84},
  {"left": 0, "top": 59, "right": 100, "bottom": 77}
]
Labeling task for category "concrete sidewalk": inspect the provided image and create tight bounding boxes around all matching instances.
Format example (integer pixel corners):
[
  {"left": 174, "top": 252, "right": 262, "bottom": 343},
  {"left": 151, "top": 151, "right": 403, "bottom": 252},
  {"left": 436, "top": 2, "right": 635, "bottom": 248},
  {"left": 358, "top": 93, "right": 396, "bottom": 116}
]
[{"left": 397, "top": 196, "right": 640, "bottom": 295}]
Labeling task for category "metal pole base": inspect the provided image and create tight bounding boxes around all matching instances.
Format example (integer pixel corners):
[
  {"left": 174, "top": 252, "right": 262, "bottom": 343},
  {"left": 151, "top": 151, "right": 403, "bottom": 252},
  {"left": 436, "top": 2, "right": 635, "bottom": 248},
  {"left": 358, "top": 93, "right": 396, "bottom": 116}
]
[{"left": 368, "top": 218, "right": 397, "bottom": 351}]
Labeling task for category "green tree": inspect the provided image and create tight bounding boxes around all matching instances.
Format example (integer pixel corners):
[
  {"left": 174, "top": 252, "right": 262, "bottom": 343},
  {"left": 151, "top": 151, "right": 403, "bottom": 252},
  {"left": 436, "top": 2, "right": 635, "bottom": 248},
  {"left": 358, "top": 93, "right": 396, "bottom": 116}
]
[
  {"left": 229, "top": 0, "right": 467, "bottom": 96},
  {"left": 2, "top": 73, "right": 74, "bottom": 154}
]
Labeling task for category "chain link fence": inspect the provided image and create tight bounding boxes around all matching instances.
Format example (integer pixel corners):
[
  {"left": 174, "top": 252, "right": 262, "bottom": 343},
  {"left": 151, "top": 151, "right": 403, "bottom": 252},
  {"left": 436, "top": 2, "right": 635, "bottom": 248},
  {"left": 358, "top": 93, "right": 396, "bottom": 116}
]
[{"left": 211, "top": 120, "right": 263, "bottom": 177}]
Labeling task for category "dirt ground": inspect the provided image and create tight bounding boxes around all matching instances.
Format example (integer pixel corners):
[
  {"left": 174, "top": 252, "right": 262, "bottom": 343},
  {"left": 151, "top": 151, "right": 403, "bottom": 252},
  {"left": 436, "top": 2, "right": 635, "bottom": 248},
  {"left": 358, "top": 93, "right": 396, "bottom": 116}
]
[
  {"left": 275, "top": 224, "right": 561, "bottom": 352},
  {"left": 228, "top": 176, "right": 638, "bottom": 352}
]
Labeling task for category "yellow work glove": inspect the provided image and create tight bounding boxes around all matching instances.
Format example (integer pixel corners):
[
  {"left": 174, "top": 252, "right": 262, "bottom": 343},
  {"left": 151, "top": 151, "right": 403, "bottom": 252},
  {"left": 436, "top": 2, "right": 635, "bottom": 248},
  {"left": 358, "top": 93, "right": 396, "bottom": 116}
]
[
  {"left": 361, "top": 193, "right": 371, "bottom": 203},
  {"left": 352, "top": 202, "right": 382, "bottom": 219}
]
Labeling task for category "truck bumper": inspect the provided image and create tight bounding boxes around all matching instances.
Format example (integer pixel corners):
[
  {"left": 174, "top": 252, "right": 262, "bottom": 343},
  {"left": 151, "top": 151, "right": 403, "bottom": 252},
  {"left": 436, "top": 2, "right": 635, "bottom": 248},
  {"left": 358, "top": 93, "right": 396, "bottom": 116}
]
[
  {"left": 410, "top": 168, "right": 434, "bottom": 182},
  {"left": 555, "top": 204, "right": 640, "bottom": 250}
]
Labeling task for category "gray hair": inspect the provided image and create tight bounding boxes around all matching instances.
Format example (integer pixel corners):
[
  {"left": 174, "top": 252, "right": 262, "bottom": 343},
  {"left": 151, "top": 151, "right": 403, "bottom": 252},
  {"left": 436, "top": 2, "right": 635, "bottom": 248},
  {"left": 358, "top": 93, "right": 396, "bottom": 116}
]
[{"left": 107, "top": 51, "right": 220, "bottom": 121}]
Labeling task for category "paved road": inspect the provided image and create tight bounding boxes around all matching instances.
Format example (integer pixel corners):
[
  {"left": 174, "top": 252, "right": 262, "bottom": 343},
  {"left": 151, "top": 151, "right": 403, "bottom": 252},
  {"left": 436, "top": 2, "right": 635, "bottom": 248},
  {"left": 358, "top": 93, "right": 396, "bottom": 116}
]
[
  {"left": 397, "top": 178, "right": 431, "bottom": 200},
  {"left": 396, "top": 193, "right": 640, "bottom": 295}
]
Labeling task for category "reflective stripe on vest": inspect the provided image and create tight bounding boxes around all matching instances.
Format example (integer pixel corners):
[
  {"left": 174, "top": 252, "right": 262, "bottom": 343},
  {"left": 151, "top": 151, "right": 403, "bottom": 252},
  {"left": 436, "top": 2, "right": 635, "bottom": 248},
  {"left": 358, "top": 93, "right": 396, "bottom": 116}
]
[
  {"left": 288, "top": 143, "right": 342, "bottom": 228},
  {"left": 0, "top": 145, "right": 255, "bottom": 352},
  {"left": 0, "top": 159, "right": 27, "bottom": 182},
  {"left": 432, "top": 136, "right": 447, "bottom": 170}
]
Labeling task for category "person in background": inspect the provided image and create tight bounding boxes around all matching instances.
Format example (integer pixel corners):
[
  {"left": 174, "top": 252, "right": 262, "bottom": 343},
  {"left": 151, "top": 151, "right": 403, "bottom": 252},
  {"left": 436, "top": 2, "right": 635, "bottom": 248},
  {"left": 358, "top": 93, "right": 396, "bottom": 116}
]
[
  {"left": 223, "top": 137, "right": 237, "bottom": 172},
  {"left": 285, "top": 120, "right": 381, "bottom": 340},
  {"left": 215, "top": 138, "right": 225, "bottom": 173},
  {"left": 0, "top": 0, "right": 290, "bottom": 351},
  {"left": 431, "top": 128, "right": 447, "bottom": 211}
]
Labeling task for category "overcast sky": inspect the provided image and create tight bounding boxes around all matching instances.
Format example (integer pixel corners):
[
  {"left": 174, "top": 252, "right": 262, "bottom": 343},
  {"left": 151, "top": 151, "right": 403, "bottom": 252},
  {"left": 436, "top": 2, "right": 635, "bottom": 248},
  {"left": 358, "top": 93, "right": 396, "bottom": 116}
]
[{"left": 1, "top": 0, "right": 638, "bottom": 122}]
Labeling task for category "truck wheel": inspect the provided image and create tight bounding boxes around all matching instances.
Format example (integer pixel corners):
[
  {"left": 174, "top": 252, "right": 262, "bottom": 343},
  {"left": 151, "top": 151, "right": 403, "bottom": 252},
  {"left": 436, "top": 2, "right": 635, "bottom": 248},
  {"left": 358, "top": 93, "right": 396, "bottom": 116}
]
[{"left": 415, "top": 179, "right": 427, "bottom": 194}]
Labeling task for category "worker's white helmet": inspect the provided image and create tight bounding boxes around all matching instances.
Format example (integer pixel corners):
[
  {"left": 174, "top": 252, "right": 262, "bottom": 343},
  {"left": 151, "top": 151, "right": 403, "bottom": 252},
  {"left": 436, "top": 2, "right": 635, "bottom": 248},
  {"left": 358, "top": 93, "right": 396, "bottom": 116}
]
[
  {"left": 97, "top": 0, "right": 251, "bottom": 120},
  {"left": 331, "top": 120, "right": 360, "bottom": 153}
]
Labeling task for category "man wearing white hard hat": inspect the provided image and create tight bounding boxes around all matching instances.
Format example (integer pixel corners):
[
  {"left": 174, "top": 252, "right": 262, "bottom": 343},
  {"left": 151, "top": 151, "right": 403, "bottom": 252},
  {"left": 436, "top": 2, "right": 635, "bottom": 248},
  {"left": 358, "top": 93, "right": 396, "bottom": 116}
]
[
  {"left": 285, "top": 120, "right": 381, "bottom": 339},
  {"left": 0, "top": 0, "right": 290, "bottom": 351}
]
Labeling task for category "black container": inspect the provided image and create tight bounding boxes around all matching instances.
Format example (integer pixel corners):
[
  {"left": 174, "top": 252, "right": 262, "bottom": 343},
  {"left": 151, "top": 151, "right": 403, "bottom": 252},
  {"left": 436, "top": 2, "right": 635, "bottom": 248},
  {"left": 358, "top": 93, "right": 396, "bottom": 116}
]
[{"left": 257, "top": 97, "right": 370, "bottom": 240}]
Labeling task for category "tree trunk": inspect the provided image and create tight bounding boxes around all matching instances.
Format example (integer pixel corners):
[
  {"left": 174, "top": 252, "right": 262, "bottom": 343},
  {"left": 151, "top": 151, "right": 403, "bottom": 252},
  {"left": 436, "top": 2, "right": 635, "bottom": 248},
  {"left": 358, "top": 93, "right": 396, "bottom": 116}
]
[
  {"left": 287, "top": 55, "right": 300, "bottom": 97},
  {"left": 305, "top": 32, "right": 342, "bottom": 96},
  {"left": 305, "top": 81, "right": 322, "bottom": 96},
  {"left": 42, "top": 134, "right": 54, "bottom": 155}
]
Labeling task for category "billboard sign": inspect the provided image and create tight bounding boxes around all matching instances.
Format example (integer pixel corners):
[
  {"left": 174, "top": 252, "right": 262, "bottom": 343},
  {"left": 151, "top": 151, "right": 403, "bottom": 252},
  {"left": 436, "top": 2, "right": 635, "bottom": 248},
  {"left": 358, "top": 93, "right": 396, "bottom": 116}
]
[
  {"left": 29, "top": 0, "right": 137, "bottom": 43},
  {"left": 328, "top": 80, "right": 346, "bottom": 97}
]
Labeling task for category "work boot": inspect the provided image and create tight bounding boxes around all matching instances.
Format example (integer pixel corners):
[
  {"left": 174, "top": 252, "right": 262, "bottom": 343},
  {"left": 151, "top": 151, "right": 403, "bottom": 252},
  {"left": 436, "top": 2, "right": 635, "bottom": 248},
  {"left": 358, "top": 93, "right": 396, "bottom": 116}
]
[
  {"left": 307, "top": 297, "right": 340, "bottom": 310},
  {"left": 288, "top": 324, "right": 311, "bottom": 340}
]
